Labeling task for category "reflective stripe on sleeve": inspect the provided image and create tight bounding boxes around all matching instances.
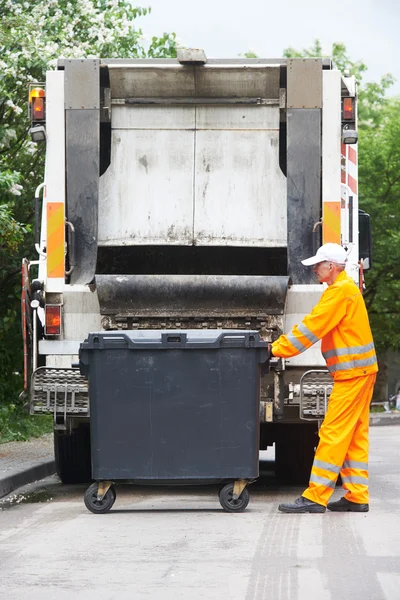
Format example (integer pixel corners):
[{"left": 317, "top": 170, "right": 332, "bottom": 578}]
[
  {"left": 297, "top": 323, "right": 319, "bottom": 344},
  {"left": 313, "top": 459, "right": 341, "bottom": 474},
  {"left": 309, "top": 474, "right": 336, "bottom": 488},
  {"left": 342, "top": 460, "right": 368, "bottom": 470},
  {"left": 287, "top": 333, "right": 307, "bottom": 352},
  {"left": 341, "top": 475, "right": 369, "bottom": 485},
  {"left": 328, "top": 355, "right": 377, "bottom": 373},
  {"left": 323, "top": 342, "right": 375, "bottom": 360}
]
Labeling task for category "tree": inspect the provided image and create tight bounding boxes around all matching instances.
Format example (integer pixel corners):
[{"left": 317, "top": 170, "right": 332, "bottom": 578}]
[
  {"left": 360, "top": 99, "right": 400, "bottom": 351},
  {"left": 283, "top": 40, "right": 399, "bottom": 355},
  {"left": 0, "top": 0, "right": 177, "bottom": 426}
]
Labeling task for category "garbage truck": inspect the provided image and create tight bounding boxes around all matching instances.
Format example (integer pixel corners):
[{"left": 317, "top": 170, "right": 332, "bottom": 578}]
[{"left": 22, "top": 50, "right": 372, "bottom": 485}]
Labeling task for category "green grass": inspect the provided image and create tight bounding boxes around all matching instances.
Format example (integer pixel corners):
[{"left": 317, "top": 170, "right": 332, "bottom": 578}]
[
  {"left": 0, "top": 402, "right": 52, "bottom": 444},
  {"left": 370, "top": 405, "right": 386, "bottom": 413}
]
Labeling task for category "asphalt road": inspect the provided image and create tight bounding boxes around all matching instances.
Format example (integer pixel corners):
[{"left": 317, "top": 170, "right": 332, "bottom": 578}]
[{"left": 0, "top": 427, "right": 399, "bottom": 600}]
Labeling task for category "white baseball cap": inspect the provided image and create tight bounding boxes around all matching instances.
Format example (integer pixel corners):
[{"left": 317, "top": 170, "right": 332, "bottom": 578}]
[{"left": 301, "top": 243, "right": 347, "bottom": 266}]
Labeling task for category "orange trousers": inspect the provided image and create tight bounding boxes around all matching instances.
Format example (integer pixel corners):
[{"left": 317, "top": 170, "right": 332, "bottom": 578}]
[{"left": 302, "top": 373, "right": 376, "bottom": 507}]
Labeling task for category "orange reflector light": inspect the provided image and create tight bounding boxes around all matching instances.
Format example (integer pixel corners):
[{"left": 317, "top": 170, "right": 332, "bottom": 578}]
[
  {"left": 29, "top": 87, "right": 45, "bottom": 101},
  {"left": 45, "top": 305, "right": 61, "bottom": 336},
  {"left": 343, "top": 97, "right": 354, "bottom": 120}
]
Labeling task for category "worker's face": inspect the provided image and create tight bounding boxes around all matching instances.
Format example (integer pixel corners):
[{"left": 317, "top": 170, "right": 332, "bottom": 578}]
[{"left": 313, "top": 261, "right": 333, "bottom": 283}]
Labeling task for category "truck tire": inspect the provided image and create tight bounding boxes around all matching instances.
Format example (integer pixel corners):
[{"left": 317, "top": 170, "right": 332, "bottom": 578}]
[
  {"left": 54, "top": 425, "right": 92, "bottom": 484},
  {"left": 274, "top": 423, "right": 318, "bottom": 485}
]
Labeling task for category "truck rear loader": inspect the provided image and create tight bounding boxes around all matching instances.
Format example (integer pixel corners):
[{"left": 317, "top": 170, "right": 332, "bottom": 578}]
[{"left": 22, "top": 51, "right": 372, "bottom": 485}]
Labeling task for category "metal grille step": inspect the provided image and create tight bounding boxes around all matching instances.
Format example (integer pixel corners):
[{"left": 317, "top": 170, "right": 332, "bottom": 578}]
[
  {"left": 300, "top": 370, "right": 333, "bottom": 420},
  {"left": 31, "top": 367, "right": 89, "bottom": 415}
]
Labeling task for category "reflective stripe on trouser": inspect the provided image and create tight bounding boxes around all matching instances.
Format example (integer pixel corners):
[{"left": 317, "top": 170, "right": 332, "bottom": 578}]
[{"left": 302, "top": 373, "right": 376, "bottom": 506}]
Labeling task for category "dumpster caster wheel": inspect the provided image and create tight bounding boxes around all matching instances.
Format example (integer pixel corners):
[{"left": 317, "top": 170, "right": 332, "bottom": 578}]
[
  {"left": 219, "top": 483, "right": 249, "bottom": 513},
  {"left": 84, "top": 482, "right": 116, "bottom": 514}
]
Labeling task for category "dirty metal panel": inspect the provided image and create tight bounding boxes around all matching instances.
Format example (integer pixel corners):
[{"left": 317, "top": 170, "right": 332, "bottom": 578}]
[
  {"left": 283, "top": 285, "right": 325, "bottom": 367},
  {"left": 194, "top": 66, "right": 280, "bottom": 99},
  {"left": 287, "top": 58, "right": 322, "bottom": 109},
  {"left": 111, "top": 104, "right": 195, "bottom": 130},
  {"left": 287, "top": 109, "right": 321, "bottom": 283},
  {"left": 66, "top": 109, "right": 99, "bottom": 284},
  {"left": 98, "top": 126, "right": 195, "bottom": 246},
  {"left": 108, "top": 65, "right": 195, "bottom": 99},
  {"left": 95, "top": 275, "right": 291, "bottom": 318},
  {"left": 61, "top": 285, "right": 102, "bottom": 341},
  {"left": 194, "top": 106, "right": 287, "bottom": 247},
  {"left": 65, "top": 59, "right": 100, "bottom": 109},
  {"left": 196, "top": 103, "right": 279, "bottom": 130}
]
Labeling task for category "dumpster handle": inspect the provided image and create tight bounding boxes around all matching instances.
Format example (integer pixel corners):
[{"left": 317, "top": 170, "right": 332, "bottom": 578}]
[{"left": 161, "top": 333, "right": 187, "bottom": 346}]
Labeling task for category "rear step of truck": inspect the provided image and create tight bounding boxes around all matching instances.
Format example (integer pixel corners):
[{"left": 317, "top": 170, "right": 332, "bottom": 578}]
[{"left": 31, "top": 367, "right": 89, "bottom": 417}]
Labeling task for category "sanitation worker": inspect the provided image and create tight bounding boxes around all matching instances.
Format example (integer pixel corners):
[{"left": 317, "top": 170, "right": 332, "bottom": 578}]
[{"left": 273, "top": 243, "right": 378, "bottom": 513}]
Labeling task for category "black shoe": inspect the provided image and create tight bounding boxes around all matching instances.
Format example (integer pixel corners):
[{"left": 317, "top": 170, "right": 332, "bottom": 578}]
[
  {"left": 327, "top": 497, "right": 369, "bottom": 512},
  {"left": 278, "top": 496, "right": 326, "bottom": 513}
]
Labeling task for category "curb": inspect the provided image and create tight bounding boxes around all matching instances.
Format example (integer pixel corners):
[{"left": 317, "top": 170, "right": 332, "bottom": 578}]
[
  {"left": 370, "top": 412, "right": 400, "bottom": 427},
  {"left": 0, "top": 460, "right": 56, "bottom": 500}
]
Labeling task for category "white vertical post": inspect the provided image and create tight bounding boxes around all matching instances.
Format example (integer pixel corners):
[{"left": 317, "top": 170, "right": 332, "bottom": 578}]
[{"left": 40, "top": 70, "right": 65, "bottom": 292}]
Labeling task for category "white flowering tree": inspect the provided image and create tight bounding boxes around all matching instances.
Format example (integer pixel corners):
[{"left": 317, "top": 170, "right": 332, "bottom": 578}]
[{"left": 0, "top": 0, "right": 177, "bottom": 422}]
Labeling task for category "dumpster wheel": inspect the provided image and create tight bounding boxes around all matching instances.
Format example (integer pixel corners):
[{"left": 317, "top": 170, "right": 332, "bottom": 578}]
[
  {"left": 219, "top": 482, "right": 250, "bottom": 513},
  {"left": 84, "top": 482, "right": 116, "bottom": 514}
]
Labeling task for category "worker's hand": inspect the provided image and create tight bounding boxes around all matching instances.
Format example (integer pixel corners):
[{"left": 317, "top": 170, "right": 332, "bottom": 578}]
[{"left": 267, "top": 343, "right": 273, "bottom": 358}]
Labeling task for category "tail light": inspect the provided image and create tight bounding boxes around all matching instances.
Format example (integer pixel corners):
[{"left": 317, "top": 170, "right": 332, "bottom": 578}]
[
  {"left": 28, "top": 85, "right": 46, "bottom": 122},
  {"left": 342, "top": 97, "right": 354, "bottom": 121},
  {"left": 45, "top": 304, "right": 62, "bottom": 336}
]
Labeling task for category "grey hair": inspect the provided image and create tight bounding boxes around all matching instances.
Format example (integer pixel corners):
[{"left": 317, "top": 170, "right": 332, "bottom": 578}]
[{"left": 332, "top": 263, "right": 346, "bottom": 271}]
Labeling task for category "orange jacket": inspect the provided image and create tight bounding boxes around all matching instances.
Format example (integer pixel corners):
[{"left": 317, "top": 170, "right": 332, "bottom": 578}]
[{"left": 272, "top": 271, "right": 378, "bottom": 381}]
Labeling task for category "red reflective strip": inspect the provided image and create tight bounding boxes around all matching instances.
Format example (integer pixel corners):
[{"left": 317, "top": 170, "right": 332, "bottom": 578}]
[
  {"left": 341, "top": 143, "right": 347, "bottom": 184},
  {"left": 348, "top": 146, "right": 357, "bottom": 165},
  {"left": 348, "top": 173, "right": 358, "bottom": 194}
]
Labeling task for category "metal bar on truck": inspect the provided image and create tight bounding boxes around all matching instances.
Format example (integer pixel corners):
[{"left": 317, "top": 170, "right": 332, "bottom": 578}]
[{"left": 120, "top": 97, "right": 279, "bottom": 106}]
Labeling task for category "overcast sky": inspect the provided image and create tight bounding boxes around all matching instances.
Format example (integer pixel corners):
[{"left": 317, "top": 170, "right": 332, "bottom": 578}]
[{"left": 137, "top": 0, "right": 400, "bottom": 95}]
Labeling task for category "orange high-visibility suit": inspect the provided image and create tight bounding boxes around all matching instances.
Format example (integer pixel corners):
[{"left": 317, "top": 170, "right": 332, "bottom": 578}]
[{"left": 272, "top": 271, "right": 378, "bottom": 506}]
